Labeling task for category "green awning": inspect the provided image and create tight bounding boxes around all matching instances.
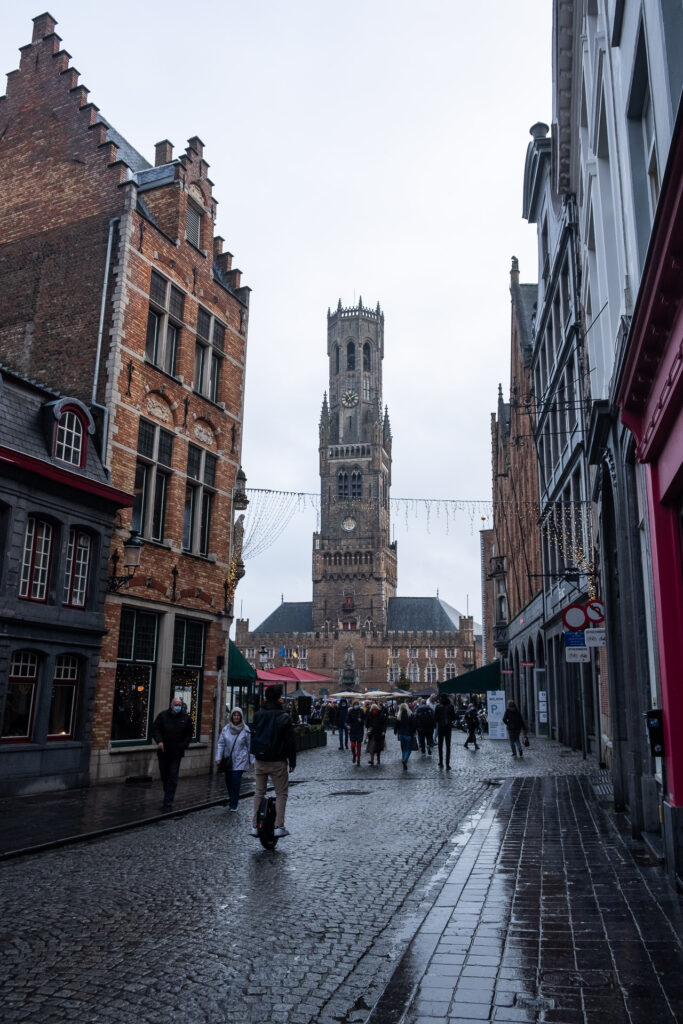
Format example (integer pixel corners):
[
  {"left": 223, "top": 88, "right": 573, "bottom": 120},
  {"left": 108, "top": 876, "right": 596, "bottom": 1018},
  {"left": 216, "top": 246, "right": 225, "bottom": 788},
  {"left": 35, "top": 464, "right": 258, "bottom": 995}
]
[
  {"left": 438, "top": 660, "right": 501, "bottom": 694},
  {"left": 228, "top": 640, "right": 257, "bottom": 682}
]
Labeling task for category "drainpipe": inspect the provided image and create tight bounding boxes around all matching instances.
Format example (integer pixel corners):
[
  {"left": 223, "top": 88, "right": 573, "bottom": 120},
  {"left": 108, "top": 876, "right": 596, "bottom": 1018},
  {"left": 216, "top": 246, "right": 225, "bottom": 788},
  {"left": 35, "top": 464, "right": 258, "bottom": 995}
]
[{"left": 92, "top": 217, "right": 120, "bottom": 469}]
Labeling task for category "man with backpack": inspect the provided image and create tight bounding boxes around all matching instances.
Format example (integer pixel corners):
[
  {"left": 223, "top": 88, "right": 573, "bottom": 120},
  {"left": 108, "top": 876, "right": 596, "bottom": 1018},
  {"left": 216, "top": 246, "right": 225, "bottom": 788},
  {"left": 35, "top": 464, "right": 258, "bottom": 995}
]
[
  {"left": 250, "top": 685, "right": 296, "bottom": 838},
  {"left": 414, "top": 699, "right": 435, "bottom": 756}
]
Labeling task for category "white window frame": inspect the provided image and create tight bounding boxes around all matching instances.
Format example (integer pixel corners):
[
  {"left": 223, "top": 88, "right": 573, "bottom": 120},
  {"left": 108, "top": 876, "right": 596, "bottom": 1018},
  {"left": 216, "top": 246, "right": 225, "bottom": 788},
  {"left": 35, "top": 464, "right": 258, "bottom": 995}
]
[
  {"left": 20, "top": 518, "right": 53, "bottom": 602},
  {"left": 54, "top": 410, "right": 84, "bottom": 466},
  {"left": 63, "top": 528, "right": 91, "bottom": 607}
]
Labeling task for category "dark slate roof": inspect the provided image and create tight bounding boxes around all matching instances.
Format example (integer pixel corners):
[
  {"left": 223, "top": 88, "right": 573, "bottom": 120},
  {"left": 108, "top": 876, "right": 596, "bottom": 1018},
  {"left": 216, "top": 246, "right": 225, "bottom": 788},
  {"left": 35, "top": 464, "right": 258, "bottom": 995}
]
[
  {"left": 387, "top": 598, "right": 482, "bottom": 636},
  {"left": 96, "top": 115, "right": 151, "bottom": 173},
  {"left": 253, "top": 602, "right": 314, "bottom": 634},
  {"left": 0, "top": 368, "right": 108, "bottom": 485},
  {"left": 512, "top": 281, "right": 538, "bottom": 365}
]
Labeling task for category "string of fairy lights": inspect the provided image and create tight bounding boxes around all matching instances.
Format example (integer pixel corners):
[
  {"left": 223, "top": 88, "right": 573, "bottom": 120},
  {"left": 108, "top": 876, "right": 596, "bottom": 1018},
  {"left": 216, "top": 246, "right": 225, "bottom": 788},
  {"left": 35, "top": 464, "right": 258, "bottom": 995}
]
[{"left": 241, "top": 487, "right": 596, "bottom": 569}]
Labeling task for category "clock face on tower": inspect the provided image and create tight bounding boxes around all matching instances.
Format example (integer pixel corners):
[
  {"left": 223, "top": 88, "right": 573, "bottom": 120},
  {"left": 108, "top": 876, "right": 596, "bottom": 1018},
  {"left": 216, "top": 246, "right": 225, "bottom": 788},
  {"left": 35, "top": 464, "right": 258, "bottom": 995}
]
[
  {"left": 341, "top": 516, "right": 357, "bottom": 532},
  {"left": 341, "top": 388, "right": 359, "bottom": 408}
]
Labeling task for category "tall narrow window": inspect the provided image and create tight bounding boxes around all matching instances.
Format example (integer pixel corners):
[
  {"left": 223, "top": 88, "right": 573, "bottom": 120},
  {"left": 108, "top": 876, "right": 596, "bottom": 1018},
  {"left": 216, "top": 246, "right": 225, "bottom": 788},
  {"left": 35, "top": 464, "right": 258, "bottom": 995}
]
[
  {"left": 20, "top": 518, "right": 53, "bottom": 602},
  {"left": 347, "top": 341, "right": 355, "bottom": 371},
  {"left": 48, "top": 655, "right": 79, "bottom": 739},
  {"left": 194, "top": 306, "right": 225, "bottom": 402},
  {"left": 63, "top": 529, "right": 91, "bottom": 607},
  {"left": 186, "top": 203, "right": 201, "bottom": 248},
  {"left": 183, "top": 444, "right": 217, "bottom": 556},
  {"left": 351, "top": 470, "right": 362, "bottom": 498},
  {"left": 111, "top": 608, "right": 158, "bottom": 742},
  {"left": 337, "top": 470, "right": 349, "bottom": 499},
  {"left": 363, "top": 342, "right": 371, "bottom": 372},
  {"left": 145, "top": 271, "right": 184, "bottom": 376},
  {"left": 54, "top": 410, "right": 84, "bottom": 466},
  {"left": 335, "top": 345, "right": 340, "bottom": 374},
  {"left": 2, "top": 651, "right": 39, "bottom": 741},
  {"left": 131, "top": 420, "right": 174, "bottom": 542}
]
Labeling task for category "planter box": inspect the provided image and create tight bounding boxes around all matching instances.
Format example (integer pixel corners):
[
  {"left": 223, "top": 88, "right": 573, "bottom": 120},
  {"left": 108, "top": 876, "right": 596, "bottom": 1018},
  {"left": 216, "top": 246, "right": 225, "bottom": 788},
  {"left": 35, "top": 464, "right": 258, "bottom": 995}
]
[{"left": 294, "top": 729, "right": 327, "bottom": 753}]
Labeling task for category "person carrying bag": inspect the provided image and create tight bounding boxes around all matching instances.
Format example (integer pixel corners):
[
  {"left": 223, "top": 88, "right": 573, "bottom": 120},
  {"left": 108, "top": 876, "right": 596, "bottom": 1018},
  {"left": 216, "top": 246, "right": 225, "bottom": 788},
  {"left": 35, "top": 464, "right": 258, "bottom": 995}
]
[{"left": 216, "top": 707, "right": 254, "bottom": 811}]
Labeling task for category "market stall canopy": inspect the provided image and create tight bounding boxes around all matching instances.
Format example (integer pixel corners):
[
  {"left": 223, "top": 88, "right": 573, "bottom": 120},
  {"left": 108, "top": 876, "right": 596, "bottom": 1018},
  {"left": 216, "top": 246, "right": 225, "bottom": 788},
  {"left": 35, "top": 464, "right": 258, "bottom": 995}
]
[
  {"left": 257, "top": 668, "right": 294, "bottom": 682},
  {"left": 228, "top": 640, "right": 257, "bottom": 682},
  {"left": 363, "top": 690, "right": 392, "bottom": 699},
  {"left": 263, "top": 665, "right": 334, "bottom": 684},
  {"left": 284, "top": 687, "right": 316, "bottom": 700},
  {"left": 330, "top": 690, "right": 361, "bottom": 699},
  {"left": 438, "top": 661, "right": 501, "bottom": 695}
]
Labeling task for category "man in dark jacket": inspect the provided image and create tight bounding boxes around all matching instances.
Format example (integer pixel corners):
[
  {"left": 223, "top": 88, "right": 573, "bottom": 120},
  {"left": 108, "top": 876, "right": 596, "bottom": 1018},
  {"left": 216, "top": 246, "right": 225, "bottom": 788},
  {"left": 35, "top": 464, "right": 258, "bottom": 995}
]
[
  {"left": 336, "top": 698, "right": 350, "bottom": 750},
  {"left": 463, "top": 704, "right": 481, "bottom": 751},
  {"left": 414, "top": 700, "right": 435, "bottom": 755},
  {"left": 250, "top": 685, "right": 296, "bottom": 838},
  {"left": 434, "top": 694, "right": 456, "bottom": 770},
  {"left": 502, "top": 699, "right": 527, "bottom": 758},
  {"left": 152, "top": 696, "right": 193, "bottom": 808}
]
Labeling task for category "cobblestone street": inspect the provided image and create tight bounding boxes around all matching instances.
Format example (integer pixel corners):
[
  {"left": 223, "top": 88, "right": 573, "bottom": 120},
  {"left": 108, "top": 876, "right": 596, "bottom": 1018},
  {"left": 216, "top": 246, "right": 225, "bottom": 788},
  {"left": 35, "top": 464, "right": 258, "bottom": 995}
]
[{"left": 2, "top": 735, "right": 682, "bottom": 1024}]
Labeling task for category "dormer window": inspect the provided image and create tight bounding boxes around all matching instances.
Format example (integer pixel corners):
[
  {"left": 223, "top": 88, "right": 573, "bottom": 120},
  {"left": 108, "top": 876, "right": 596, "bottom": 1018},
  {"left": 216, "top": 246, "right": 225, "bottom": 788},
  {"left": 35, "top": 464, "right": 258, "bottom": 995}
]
[
  {"left": 55, "top": 410, "right": 84, "bottom": 466},
  {"left": 186, "top": 203, "right": 202, "bottom": 248}
]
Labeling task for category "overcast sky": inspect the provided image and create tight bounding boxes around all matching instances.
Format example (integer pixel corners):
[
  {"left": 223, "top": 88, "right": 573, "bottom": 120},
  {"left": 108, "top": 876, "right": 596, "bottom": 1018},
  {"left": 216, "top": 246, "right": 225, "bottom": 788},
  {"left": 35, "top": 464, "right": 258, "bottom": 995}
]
[{"left": 2, "top": 1, "right": 551, "bottom": 632}]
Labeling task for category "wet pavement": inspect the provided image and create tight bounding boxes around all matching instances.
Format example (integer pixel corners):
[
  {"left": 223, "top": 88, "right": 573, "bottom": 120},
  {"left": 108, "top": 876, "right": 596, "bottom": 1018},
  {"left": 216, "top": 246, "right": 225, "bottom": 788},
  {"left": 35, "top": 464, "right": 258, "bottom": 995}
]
[{"left": 1, "top": 735, "right": 682, "bottom": 1024}]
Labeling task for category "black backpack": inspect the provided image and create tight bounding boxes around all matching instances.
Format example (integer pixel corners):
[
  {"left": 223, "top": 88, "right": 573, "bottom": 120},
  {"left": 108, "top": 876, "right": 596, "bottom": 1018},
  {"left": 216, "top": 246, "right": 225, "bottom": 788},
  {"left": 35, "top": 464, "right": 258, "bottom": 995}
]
[{"left": 250, "top": 709, "right": 289, "bottom": 760}]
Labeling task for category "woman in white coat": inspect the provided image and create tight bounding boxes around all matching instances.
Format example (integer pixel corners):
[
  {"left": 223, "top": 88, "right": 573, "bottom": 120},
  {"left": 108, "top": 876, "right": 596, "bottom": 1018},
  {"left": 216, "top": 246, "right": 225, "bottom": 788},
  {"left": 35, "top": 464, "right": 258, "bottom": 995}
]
[{"left": 216, "top": 707, "right": 254, "bottom": 810}]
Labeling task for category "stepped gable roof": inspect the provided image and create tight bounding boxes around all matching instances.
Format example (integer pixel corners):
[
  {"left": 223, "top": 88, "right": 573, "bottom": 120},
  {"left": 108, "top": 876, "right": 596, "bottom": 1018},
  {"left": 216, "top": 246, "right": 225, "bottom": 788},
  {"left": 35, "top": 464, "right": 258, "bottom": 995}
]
[
  {"left": 253, "top": 602, "right": 313, "bottom": 634},
  {"left": 387, "top": 597, "right": 482, "bottom": 636},
  {"left": 95, "top": 115, "right": 151, "bottom": 174}
]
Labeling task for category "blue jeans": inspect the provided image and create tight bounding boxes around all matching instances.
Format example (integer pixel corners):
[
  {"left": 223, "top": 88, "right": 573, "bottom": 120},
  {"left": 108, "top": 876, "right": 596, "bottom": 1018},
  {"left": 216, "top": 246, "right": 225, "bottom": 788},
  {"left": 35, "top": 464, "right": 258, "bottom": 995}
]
[
  {"left": 398, "top": 734, "right": 413, "bottom": 762},
  {"left": 157, "top": 752, "right": 181, "bottom": 804},
  {"left": 223, "top": 768, "right": 244, "bottom": 809},
  {"left": 338, "top": 725, "right": 348, "bottom": 748}
]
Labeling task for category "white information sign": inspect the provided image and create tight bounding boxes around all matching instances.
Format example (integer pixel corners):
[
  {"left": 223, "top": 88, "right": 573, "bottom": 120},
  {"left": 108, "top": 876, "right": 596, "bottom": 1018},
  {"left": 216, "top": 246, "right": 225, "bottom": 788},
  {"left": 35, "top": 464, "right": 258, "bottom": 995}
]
[
  {"left": 585, "top": 628, "right": 606, "bottom": 647},
  {"left": 487, "top": 690, "right": 508, "bottom": 740},
  {"left": 566, "top": 647, "right": 591, "bottom": 663}
]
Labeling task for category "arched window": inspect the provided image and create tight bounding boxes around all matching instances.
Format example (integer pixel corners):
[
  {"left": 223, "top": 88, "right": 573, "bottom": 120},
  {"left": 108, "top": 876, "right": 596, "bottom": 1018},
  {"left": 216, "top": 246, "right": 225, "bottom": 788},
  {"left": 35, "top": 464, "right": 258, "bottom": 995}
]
[
  {"left": 351, "top": 470, "right": 362, "bottom": 499},
  {"left": 337, "top": 471, "right": 349, "bottom": 499},
  {"left": 425, "top": 663, "right": 438, "bottom": 684},
  {"left": 2, "top": 650, "right": 39, "bottom": 741},
  {"left": 48, "top": 654, "right": 80, "bottom": 739},
  {"left": 335, "top": 345, "right": 340, "bottom": 374},
  {"left": 347, "top": 342, "right": 355, "bottom": 371},
  {"left": 445, "top": 662, "right": 457, "bottom": 679},
  {"left": 363, "top": 342, "right": 371, "bottom": 372},
  {"left": 408, "top": 663, "right": 420, "bottom": 683},
  {"left": 55, "top": 410, "right": 84, "bottom": 466}
]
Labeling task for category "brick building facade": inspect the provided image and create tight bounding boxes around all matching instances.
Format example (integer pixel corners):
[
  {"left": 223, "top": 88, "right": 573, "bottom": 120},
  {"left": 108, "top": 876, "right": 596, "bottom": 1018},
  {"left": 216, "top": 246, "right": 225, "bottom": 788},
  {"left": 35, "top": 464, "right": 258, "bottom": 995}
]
[
  {"left": 236, "top": 301, "right": 480, "bottom": 694},
  {"left": 0, "top": 14, "right": 250, "bottom": 785}
]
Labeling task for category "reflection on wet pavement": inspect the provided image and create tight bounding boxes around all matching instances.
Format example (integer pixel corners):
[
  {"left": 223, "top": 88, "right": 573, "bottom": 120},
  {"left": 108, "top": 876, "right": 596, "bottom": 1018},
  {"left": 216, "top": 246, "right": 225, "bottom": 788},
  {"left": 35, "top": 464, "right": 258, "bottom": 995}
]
[{"left": 368, "top": 776, "right": 683, "bottom": 1024}]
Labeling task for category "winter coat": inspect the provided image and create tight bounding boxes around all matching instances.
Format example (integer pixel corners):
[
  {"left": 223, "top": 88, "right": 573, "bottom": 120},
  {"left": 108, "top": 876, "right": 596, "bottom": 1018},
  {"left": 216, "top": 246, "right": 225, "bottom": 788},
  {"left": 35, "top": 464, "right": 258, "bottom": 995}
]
[
  {"left": 433, "top": 701, "right": 456, "bottom": 732},
  {"left": 414, "top": 704, "right": 435, "bottom": 732},
  {"left": 217, "top": 725, "right": 254, "bottom": 771},
  {"left": 152, "top": 707, "right": 193, "bottom": 758},
  {"left": 347, "top": 706, "right": 365, "bottom": 741},
  {"left": 394, "top": 710, "right": 417, "bottom": 738},
  {"left": 336, "top": 701, "right": 349, "bottom": 727},
  {"left": 251, "top": 700, "right": 297, "bottom": 769},
  {"left": 502, "top": 706, "right": 526, "bottom": 734}
]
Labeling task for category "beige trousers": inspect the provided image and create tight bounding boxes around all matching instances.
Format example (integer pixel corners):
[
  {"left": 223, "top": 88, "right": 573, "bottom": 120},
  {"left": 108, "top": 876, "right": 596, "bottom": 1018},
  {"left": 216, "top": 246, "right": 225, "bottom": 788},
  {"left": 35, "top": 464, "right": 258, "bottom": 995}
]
[{"left": 253, "top": 760, "right": 289, "bottom": 828}]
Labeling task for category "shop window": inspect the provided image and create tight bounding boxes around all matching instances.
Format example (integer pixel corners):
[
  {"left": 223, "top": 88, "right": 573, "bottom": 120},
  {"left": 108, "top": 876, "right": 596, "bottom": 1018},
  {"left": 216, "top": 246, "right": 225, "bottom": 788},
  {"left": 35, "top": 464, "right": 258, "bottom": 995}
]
[
  {"left": 145, "top": 271, "right": 184, "bottom": 376},
  {"left": 19, "top": 517, "right": 53, "bottom": 602},
  {"left": 171, "top": 618, "right": 205, "bottom": 739},
  {"left": 132, "top": 419, "right": 174, "bottom": 543},
  {"left": 111, "top": 608, "right": 158, "bottom": 743},
  {"left": 183, "top": 444, "right": 217, "bottom": 556},
  {"left": 62, "top": 529, "right": 91, "bottom": 608},
  {"left": 2, "top": 651, "right": 39, "bottom": 742},
  {"left": 48, "top": 654, "right": 79, "bottom": 739},
  {"left": 54, "top": 409, "right": 85, "bottom": 466}
]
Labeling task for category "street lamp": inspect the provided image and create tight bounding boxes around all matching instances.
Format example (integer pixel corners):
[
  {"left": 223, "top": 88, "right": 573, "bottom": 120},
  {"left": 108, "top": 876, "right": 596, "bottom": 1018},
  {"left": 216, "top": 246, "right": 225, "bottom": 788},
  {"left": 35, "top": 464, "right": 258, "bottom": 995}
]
[
  {"left": 258, "top": 646, "right": 269, "bottom": 705},
  {"left": 108, "top": 531, "right": 144, "bottom": 592}
]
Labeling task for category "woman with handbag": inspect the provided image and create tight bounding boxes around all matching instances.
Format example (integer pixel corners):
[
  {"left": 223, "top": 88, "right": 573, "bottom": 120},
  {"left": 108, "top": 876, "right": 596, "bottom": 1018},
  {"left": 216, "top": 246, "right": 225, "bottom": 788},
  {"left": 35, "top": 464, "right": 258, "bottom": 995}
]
[
  {"left": 394, "top": 702, "right": 417, "bottom": 771},
  {"left": 216, "top": 707, "right": 254, "bottom": 810}
]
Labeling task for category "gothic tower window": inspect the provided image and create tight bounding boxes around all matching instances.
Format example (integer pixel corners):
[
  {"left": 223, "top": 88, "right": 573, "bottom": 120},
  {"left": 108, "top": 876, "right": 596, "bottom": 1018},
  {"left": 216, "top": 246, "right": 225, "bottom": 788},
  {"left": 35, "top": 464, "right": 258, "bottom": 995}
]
[
  {"left": 347, "top": 342, "right": 355, "bottom": 371},
  {"left": 335, "top": 345, "right": 340, "bottom": 374},
  {"left": 363, "top": 342, "right": 371, "bottom": 372},
  {"left": 351, "top": 470, "right": 362, "bottom": 499},
  {"left": 337, "top": 470, "right": 349, "bottom": 499}
]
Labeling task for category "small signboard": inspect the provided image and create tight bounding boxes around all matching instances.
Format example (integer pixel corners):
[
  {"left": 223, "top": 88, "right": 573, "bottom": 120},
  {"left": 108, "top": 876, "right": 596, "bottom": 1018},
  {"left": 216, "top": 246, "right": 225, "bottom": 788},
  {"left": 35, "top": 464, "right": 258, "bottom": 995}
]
[
  {"left": 487, "top": 690, "right": 508, "bottom": 740},
  {"left": 564, "top": 630, "right": 589, "bottom": 663},
  {"left": 566, "top": 647, "right": 591, "bottom": 663},
  {"left": 564, "top": 630, "right": 586, "bottom": 647},
  {"left": 585, "top": 628, "right": 606, "bottom": 647}
]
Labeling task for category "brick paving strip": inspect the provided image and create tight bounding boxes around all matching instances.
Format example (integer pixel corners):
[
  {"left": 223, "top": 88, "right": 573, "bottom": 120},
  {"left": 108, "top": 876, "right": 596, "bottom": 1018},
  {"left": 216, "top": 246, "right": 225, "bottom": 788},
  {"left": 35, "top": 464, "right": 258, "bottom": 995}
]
[{"left": 364, "top": 776, "right": 683, "bottom": 1024}]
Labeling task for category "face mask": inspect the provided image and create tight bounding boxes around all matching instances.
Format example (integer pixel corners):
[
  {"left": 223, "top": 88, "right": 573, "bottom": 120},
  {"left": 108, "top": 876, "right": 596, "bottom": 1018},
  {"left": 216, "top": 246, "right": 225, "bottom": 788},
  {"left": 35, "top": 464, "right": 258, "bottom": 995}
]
[{"left": 172, "top": 705, "right": 182, "bottom": 714}]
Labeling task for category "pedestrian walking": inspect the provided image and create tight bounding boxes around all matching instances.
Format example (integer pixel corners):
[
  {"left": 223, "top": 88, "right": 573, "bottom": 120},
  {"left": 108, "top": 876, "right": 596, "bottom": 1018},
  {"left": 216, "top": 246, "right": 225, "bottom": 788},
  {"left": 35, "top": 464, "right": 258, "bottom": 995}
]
[
  {"left": 434, "top": 693, "right": 456, "bottom": 771},
  {"left": 216, "top": 707, "right": 254, "bottom": 811},
  {"left": 347, "top": 699, "right": 365, "bottom": 765},
  {"left": 152, "top": 695, "right": 193, "bottom": 809},
  {"left": 503, "top": 699, "right": 528, "bottom": 758},
  {"left": 414, "top": 699, "right": 435, "bottom": 755},
  {"left": 463, "top": 704, "right": 481, "bottom": 751},
  {"left": 394, "top": 703, "right": 417, "bottom": 770},
  {"left": 365, "top": 703, "right": 387, "bottom": 766},
  {"left": 249, "top": 685, "right": 296, "bottom": 838},
  {"left": 337, "top": 698, "right": 350, "bottom": 750}
]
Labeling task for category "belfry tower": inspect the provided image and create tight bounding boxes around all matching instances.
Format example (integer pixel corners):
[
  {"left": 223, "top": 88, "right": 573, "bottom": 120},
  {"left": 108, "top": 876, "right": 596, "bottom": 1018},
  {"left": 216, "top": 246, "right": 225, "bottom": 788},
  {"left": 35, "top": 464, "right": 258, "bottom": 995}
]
[{"left": 312, "top": 299, "right": 397, "bottom": 632}]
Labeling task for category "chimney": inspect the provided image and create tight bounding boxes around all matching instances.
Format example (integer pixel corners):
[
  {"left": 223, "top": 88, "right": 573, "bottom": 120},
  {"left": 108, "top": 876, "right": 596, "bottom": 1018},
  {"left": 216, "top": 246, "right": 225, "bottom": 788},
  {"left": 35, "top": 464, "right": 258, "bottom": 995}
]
[
  {"left": 213, "top": 236, "right": 224, "bottom": 256},
  {"left": 510, "top": 256, "right": 520, "bottom": 285},
  {"left": 187, "top": 136, "right": 204, "bottom": 158},
  {"left": 32, "top": 12, "right": 57, "bottom": 42},
  {"left": 155, "top": 140, "right": 173, "bottom": 166}
]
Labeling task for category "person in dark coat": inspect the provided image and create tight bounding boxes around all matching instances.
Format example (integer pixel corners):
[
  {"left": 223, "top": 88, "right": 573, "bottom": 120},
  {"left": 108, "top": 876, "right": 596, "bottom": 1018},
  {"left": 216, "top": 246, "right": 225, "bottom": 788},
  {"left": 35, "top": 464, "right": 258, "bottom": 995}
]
[
  {"left": 463, "top": 704, "right": 481, "bottom": 751},
  {"left": 347, "top": 700, "right": 365, "bottom": 765},
  {"left": 414, "top": 699, "right": 435, "bottom": 756},
  {"left": 365, "top": 703, "right": 387, "bottom": 766},
  {"left": 502, "top": 699, "right": 527, "bottom": 758},
  {"left": 336, "top": 698, "right": 350, "bottom": 750},
  {"left": 152, "top": 695, "right": 193, "bottom": 808},
  {"left": 394, "top": 703, "right": 417, "bottom": 770},
  {"left": 250, "top": 684, "right": 296, "bottom": 837},
  {"left": 434, "top": 694, "right": 456, "bottom": 771}
]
